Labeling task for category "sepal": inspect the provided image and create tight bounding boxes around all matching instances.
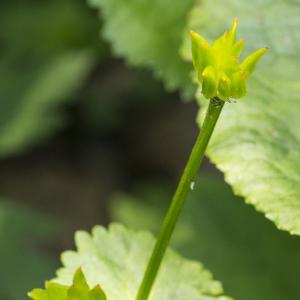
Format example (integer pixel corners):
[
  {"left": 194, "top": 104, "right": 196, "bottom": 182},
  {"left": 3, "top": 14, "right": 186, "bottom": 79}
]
[
  {"left": 202, "top": 66, "right": 218, "bottom": 99},
  {"left": 241, "top": 47, "right": 268, "bottom": 78}
]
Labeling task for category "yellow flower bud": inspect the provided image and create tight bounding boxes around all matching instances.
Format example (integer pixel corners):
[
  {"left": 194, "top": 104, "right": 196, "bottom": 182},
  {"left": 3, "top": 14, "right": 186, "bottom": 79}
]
[{"left": 190, "top": 18, "right": 267, "bottom": 101}]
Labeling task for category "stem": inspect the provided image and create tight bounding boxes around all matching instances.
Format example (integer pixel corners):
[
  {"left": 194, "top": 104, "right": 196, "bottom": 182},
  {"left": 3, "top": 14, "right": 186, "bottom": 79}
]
[{"left": 136, "top": 97, "right": 224, "bottom": 300}]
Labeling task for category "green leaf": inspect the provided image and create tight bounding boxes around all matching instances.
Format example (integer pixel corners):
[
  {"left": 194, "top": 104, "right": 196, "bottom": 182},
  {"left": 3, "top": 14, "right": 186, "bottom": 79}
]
[
  {"left": 110, "top": 175, "right": 300, "bottom": 300},
  {"left": 0, "top": 201, "right": 57, "bottom": 300},
  {"left": 54, "top": 224, "right": 231, "bottom": 300},
  {"left": 88, "top": 0, "right": 196, "bottom": 96},
  {"left": 0, "top": 0, "right": 100, "bottom": 56},
  {"left": 0, "top": 0, "right": 98, "bottom": 157},
  {"left": 29, "top": 269, "right": 107, "bottom": 300},
  {"left": 0, "top": 51, "right": 94, "bottom": 157},
  {"left": 29, "top": 283, "right": 68, "bottom": 300},
  {"left": 181, "top": 0, "right": 300, "bottom": 234}
]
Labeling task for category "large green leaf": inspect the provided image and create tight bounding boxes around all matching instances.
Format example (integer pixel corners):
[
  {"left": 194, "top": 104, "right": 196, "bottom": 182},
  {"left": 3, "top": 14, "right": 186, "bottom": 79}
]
[
  {"left": 181, "top": 0, "right": 300, "bottom": 234},
  {"left": 0, "top": 201, "right": 57, "bottom": 300},
  {"left": 0, "top": 52, "right": 94, "bottom": 156},
  {"left": 0, "top": 0, "right": 100, "bottom": 56},
  {"left": 54, "top": 224, "right": 231, "bottom": 300},
  {"left": 111, "top": 175, "right": 300, "bottom": 300},
  {"left": 0, "top": 0, "right": 97, "bottom": 156},
  {"left": 88, "top": 0, "right": 196, "bottom": 96}
]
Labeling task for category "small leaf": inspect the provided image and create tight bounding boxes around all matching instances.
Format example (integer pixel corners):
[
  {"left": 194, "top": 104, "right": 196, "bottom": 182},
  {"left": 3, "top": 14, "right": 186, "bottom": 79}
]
[
  {"left": 90, "top": 286, "right": 107, "bottom": 300},
  {"left": 28, "top": 269, "right": 107, "bottom": 300},
  {"left": 28, "top": 282, "right": 68, "bottom": 300},
  {"left": 72, "top": 269, "right": 90, "bottom": 290}
]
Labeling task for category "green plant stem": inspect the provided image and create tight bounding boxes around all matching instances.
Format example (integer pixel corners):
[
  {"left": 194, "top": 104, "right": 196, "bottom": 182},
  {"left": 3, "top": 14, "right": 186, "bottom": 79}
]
[{"left": 136, "top": 97, "right": 225, "bottom": 300}]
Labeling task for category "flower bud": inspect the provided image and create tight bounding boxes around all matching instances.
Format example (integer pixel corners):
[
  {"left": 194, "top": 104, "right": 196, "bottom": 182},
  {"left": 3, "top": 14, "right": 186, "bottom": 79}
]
[{"left": 191, "top": 18, "right": 267, "bottom": 101}]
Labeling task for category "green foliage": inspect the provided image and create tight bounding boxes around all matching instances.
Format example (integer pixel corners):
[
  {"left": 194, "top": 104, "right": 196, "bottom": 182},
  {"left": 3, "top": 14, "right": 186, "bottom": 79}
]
[
  {"left": 111, "top": 175, "right": 300, "bottom": 300},
  {"left": 29, "top": 269, "right": 107, "bottom": 300},
  {"left": 0, "top": 0, "right": 100, "bottom": 55},
  {"left": 0, "top": 52, "right": 94, "bottom": 156},
  {"left": 180, "top": 0, "right": 300, "bottom": 234},
  {"left": 0, "top": 0, "right": 98, "bottom": 157},
  {"left": 0, "top": 201, "right": 57, "bottom": 300},
  {"left": 54, "top": 224, "right": 231, "bottom": 300},
  {"left": 90, "top": 0, "right": 300, "bottom": 235},
  {"left": 2, "top": 1, "right": 298, "bottom": 299},
  {"left": 88, "top": 0, "right": 196, "bottom": 96}
]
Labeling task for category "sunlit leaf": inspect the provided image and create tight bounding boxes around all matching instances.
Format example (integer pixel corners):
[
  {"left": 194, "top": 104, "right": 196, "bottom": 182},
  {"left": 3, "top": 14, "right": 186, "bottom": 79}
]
[
  {"left": 88, "top": 0, "right": 196, "bottom": 96},
  {"left": 181, "top": 0, "right": 300, "bottom": 234},
  {"left": 54, "top": 224, "right": 231, "bottom": 300}
]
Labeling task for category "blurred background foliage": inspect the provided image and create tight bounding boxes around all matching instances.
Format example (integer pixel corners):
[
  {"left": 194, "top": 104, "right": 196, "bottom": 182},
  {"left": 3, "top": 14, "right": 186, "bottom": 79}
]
[
  {"left": 111, "top": 175, "right": 300, "bottom": 300},
  {"left": 0, "top": 0, "right": 299, "bottom": 300}
]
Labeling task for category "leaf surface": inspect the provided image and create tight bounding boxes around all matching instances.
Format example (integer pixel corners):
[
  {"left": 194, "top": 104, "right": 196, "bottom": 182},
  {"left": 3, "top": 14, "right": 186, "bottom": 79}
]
[
  {"left": 0, "top": 1, "right": 97, "bottom": 156},
  {"left": 0, "top": 201, "right": 57, "bottom": 300},
  {"left": 111, "top": 175, "right": 300, "bottom": 300},
  {"left": 88, "top": 0, "right": 196, "bottom": 96},
  {"left": 0, "top": 52, "right": 93, "bottom": 156},
  {"left": 54, "top": 224, "right": 231, "bottom": 300},
  {"left": 181, "top": 0, "right": 300, "bottom": 234}
]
